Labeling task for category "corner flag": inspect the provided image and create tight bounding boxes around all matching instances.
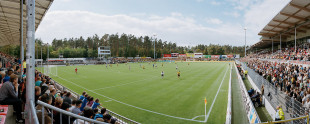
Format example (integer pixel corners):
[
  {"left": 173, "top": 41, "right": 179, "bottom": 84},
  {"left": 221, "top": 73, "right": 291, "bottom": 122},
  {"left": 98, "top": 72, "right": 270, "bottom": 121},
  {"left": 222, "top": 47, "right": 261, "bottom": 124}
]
[{"left": 204, "top": 97, "right": 207, "bottom": 105}]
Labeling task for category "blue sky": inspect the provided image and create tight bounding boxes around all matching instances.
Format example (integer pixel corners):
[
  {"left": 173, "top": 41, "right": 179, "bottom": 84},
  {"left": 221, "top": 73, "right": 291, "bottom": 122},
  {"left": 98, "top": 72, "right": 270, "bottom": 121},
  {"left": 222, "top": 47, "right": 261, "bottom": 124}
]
[{"left": 36, "top": 0, "right": 290, "bottom": 46}]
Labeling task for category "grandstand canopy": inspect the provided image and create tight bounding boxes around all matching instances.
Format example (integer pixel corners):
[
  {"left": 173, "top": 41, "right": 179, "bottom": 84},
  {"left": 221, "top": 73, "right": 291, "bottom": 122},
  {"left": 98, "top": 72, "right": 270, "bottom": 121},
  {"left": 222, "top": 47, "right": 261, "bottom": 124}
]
[
  {"left": 0, "top": 0, "right": 53, "bottom": 46},
  {"left": 252, "top": 0, "right": 310, "bottom": 48}
]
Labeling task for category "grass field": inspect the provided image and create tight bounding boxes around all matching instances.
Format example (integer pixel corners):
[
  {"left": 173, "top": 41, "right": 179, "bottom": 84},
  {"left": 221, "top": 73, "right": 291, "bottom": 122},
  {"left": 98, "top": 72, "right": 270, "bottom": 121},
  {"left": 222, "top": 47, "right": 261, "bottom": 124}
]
[{"left": 42, "top": 62, "right": 231, "bottom": 124}]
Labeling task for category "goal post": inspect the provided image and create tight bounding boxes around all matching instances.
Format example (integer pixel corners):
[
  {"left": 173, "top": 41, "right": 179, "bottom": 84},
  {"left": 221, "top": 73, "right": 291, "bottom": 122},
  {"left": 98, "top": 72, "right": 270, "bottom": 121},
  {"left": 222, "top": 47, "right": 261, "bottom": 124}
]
[{"left": 44, "top": 65, "right": 58, "bottom": 76}]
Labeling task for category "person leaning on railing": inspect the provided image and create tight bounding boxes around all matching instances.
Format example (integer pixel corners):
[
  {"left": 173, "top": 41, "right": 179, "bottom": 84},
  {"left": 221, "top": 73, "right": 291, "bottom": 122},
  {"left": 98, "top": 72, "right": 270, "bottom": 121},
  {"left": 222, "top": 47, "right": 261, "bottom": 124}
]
[
  {"left": 73, "top": 107, "right": 94, "bottom": 124},
  {"left": 36, "top": 93, "right": 53, "bottom": 124},
  {"left": 55, "top": 102, "right": 73, "bottom": 124}
]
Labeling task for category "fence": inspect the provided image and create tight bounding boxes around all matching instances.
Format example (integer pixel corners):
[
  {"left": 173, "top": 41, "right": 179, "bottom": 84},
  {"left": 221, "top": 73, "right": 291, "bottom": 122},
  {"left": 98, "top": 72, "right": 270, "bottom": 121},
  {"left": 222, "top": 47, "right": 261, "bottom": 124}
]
[
  {"left": 37, "top": 100, "right": 108, "bottom": 124},
  {"left": 235, "top": 63, "right": 261, "bottom": 123},
  {"left": 51, "top": 76, "right": 140, "bottom": 124},
  {"left": 30, "top": 100, "right": 40, "bottom": 124},
  {"left": 225, "top": 64, "right": 232, "bottom": 124},
  {"left": 0, "top": 56, "right": 18, "bottom": 69},
  {"left": 238, "top": 60, "right": 308, "bottom": 124},
  {"left": 259, "top": 116, "right": 309, "bottom": 124}
]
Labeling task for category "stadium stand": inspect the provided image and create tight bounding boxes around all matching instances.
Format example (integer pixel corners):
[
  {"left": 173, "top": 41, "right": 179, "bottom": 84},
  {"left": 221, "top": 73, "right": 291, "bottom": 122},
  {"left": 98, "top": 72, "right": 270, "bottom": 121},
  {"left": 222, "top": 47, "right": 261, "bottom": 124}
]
[
  {"left": 0, "top": 51, "right": 140, "bottom": 124},
  {"left": 239, "top": 0, "right": 310, "bottom": 123}
]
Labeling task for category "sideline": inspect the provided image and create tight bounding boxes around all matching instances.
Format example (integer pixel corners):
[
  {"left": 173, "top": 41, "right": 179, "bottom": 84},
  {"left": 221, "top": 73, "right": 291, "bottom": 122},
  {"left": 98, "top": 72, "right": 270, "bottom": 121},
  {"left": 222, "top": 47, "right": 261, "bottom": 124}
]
[{"left": 50, "top": 65, "right": 230, "bottom": 122}]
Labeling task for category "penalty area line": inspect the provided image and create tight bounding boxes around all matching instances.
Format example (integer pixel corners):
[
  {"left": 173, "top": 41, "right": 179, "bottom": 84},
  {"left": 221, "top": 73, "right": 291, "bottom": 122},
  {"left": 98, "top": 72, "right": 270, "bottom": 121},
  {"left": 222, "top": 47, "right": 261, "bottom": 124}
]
[{"left": 51, "top": 72, "right": 205, "bottom": 123}]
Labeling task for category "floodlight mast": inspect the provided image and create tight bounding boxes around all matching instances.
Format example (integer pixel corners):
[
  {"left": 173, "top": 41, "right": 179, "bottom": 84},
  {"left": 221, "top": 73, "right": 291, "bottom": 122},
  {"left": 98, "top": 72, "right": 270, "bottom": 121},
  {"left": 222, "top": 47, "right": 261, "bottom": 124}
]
[
  {"left": 153, "top": 34, "right": 157, "bottom": 59},
  {"left": 244, "top": 27, "right": 247, "bottom": 57}
]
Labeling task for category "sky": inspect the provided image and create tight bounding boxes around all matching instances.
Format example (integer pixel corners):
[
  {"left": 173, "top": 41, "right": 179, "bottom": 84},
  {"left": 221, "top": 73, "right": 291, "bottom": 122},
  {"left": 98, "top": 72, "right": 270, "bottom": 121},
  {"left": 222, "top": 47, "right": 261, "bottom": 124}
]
[{"left": 36, "top": 0, "right": 290, "bottom": 46}]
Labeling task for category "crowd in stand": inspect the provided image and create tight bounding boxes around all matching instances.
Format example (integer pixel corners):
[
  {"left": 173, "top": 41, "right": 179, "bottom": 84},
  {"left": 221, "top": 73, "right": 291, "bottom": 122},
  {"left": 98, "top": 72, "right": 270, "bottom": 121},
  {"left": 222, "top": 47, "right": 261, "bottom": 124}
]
[
  {"left": 247, "top": 43, "right": 310, "bottom": 61},
  {"left": 0, "top": 52, "right": 119, "bottom": 124},
  {"left": 241, "top": 58, "right": 310, "bottom": 111}
]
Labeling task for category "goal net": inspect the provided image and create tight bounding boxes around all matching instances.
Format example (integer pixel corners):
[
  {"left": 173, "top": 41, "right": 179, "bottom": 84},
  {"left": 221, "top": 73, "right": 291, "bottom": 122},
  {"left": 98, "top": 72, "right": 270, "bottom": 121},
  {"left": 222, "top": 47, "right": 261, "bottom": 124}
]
[{"left": 44, "top": 66, "right": 58, "bottom": 76}]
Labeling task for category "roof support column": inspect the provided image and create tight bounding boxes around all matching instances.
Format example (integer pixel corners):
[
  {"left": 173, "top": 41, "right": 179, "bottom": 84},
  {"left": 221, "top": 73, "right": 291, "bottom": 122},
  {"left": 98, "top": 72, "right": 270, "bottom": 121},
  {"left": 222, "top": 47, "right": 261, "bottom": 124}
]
[
  {"left": 280, "top": 34, "right": 282, "bottom": 53},
  {"left": 295, "top": 27, "right": 296, "bottom": 53},
  {"left": 20, "top": 0, "right": 24, "bottom": 79},
  {"left": 25, "top": 0, "right": 36, "bottom": 123},
  {"left": 272, "top": 38, "right": 273, "bottom": 55}
]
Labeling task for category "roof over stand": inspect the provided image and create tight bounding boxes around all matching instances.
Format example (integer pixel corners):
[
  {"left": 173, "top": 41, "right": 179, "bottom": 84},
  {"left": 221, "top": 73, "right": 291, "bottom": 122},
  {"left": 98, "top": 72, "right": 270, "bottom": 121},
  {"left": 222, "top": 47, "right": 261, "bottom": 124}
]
[
  {"left": 0, "top": 0, "right": 53, "bottom": 46},
  {"left": 252, "top": 0, "right": 310, "bottom": 48}
]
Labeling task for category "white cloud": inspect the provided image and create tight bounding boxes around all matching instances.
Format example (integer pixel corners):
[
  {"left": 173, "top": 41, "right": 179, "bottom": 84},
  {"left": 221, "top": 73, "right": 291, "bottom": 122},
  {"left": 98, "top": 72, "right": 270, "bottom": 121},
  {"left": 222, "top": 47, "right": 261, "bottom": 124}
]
[
  {"left": 227, "top": 0, "right": 255, "bottom": 10},
  {"left": 205, "top": 18, "right": 223, "bottom": 25},
  {"left": 224, "top": 11, "right": 240, "bottom": 18},
  {"left": 243, "top": 0, "right": 290, "bottom": 45},
  {"left": 59, "top": 0, "right": 72, "bottom": 2},
  {"left": 36, "top": 10, "right": 249, "bottom": 46},
  {"left": 210, "top": 1, "right": 222, "bottom": 5}
]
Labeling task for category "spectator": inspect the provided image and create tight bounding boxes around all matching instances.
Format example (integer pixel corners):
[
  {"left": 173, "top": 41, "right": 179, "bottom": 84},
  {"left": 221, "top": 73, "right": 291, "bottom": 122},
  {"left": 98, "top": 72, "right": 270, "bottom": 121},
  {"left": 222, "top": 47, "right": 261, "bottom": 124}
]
[
  {"left": 3, "top": 69, "right": 13, "bottom": 83},
  {"left": 54, "top": 97, "right": 63, "bottom": 115},
  {"left": 35, "top": 77, "right": 42, "bottom": 86},
  {"left": 81, "top": 96, "right": 90, "bottom": 111},
  {"left": 55, "top": 102, "right": 73, "bottom": 124},
  {"left": 72, "top": 100, "right": 82, "bottom": 115},
  {"left": 80, "top": 91, "right": 86, "bottom": 100},
  {"left": 0, "top": 75, "right": 23, "bottom": 122},
  {"left": 69, "top": 99, "right": 77, "bottom": 112},
  {"left": 63, "top": 92, "right": 72, "bottom": 104},
  {"left": 36, "top": 93, "right": 53, "bottom": 124},
  {"left": 94, "top": 108, "right": 106, "bottom": 120},
  {"left": 50, "top": 88, "right": 56, "bottom": 105},
  {"left": 93, "top": 108, "right": 99, "bottom": 119},
  {"left": 73, "top": 107, "right": 94, "bottom": 124},
  {"left": 92, "top": 98, "right": 101, "bottom": 110},
  {"left": 303, "top": 98, "right": 310, "bottom": 109},
  {"left": 103, "top": 114, "right": 112, "bottom": 123},
  {"left": 35, "top": 86, "right": 41, "bottom": 106},
  {"left": 61, "top": 90, "right": 67, "bottom": 98},
  {"left": 87, "top": 97, "right": 94, "bottom": 107}
]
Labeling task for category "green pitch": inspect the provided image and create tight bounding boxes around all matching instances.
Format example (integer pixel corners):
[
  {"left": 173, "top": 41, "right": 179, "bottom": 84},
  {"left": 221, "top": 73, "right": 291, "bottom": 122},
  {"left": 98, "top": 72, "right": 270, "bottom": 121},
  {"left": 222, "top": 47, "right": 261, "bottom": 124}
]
[{"left": 44, "top": 62, "right": 231, "bottom": 124}]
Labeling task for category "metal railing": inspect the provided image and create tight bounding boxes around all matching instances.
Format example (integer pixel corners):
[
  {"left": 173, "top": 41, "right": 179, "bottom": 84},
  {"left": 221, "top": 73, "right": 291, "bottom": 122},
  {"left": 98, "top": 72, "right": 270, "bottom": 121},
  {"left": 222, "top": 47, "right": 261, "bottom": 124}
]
[
  {"left": 30, "top": 100, "right": 40, "bottom": 124},
  {"left": 235, "top": 63, "right": 261, "bottom": 123},
  {"left": 49, "top": 74, "right": 140, "bottom": 124},
  {"left": 0, "top": 56, "right": 18, "bottom": 68},
  {"left": 37, "top": 100, "right": 108, "bottom": 124},
  {"left": 225, "top": 64, "right": 232, "bottom": 124},
  {"left": 238, "top": 60, "right": 308, "bottom": 123}
]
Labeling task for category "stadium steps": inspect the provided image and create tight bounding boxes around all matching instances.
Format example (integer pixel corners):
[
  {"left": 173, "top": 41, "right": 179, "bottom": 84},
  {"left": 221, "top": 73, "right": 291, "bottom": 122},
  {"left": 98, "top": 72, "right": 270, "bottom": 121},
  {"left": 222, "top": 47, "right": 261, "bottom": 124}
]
[
  {"left": 231, "top": 66, "right": 248, "bottom": 124},
  {"left": 3, "top": 105, "right": 18, "bottom": 124}
]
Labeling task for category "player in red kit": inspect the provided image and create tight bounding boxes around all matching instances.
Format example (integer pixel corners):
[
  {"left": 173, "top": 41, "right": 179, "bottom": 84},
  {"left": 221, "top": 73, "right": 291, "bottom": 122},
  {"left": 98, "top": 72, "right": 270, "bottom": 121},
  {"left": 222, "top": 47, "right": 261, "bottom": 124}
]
[{"left": 75, "top": 67, "right": 78, "bottom": 74}]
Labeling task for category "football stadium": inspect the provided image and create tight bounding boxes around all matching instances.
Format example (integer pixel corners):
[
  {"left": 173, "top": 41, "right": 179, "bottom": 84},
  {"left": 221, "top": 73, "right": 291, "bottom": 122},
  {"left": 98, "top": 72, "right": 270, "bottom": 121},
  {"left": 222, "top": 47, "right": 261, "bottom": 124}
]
[{"left": 0, "top": 0, "right": 310, "bottom": 124}]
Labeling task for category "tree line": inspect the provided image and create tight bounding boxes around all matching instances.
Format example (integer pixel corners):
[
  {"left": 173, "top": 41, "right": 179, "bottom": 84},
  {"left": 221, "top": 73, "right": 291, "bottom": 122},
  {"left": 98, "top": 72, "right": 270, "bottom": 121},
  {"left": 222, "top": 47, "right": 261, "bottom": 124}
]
[{"left": 0, "top": 33, "right": 247, "bottom": 60}]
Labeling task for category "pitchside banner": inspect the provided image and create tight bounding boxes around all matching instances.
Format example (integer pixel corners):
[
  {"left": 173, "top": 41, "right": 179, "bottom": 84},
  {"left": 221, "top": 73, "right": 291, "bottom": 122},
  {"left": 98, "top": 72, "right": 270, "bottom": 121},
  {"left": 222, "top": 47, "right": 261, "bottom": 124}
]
[
  {"left": 171, "top": 53, "right": 179, "bottom": 57},
  {"left": 204, "top": 55, "right": 211, "bottom": 58},
  {"left": 163, "top": 54, "right": 171, "bottom": 57},
  {"left": 211, "top": 55, "right": 220, "bottom": 59},
  {"left": 227, "top": 55, "right": 234, "bottom": 58},
  {"left": 194, "top": 53, "right": 203, "bottom": 58},
  {"left": 186, "top": 53, "right": 194, "bottom": 58},
  {"left": 179, "top": 54, "right": 187, "bottom": 58}
]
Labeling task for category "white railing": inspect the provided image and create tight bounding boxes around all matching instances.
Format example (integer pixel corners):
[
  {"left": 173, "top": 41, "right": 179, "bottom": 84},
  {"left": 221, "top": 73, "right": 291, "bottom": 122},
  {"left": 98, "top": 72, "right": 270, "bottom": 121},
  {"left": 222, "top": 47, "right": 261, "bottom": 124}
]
[
  {"left": 30, "top": 100, "right": 40, "bottom": 124},
  {"left": 51, "top": 78, "right": 140, "bottom": 124},
  {"left": 234, "top": 63, "right": 261, "bottom": 123},
  {"left": 37, "top": 100, "right": 108, "bottom": 124},
  {"left": 225, "top": 64, "right": 232, "bottom": 124}
]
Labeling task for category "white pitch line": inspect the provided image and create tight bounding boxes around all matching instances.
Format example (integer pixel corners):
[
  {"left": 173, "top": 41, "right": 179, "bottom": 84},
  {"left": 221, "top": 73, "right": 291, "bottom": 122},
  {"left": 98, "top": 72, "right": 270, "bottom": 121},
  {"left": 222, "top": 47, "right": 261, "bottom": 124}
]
[
  {"left": 51, "top": 64, "right": 229, "bottom": 123},
  {"left": 191, "top": 115, "right": 205, "bottom": 120},
  {"left": 204, "top": 66, "right": 230, "bottom": 122},
  {"left": 51, "top": 74, "right": 205, "bottom": 123},
  {"left": 90, "top": 76, "right": 157, "bottom": 91},
  {"left": 104, "top": 100, "right": 113, "bottom": 102}
]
